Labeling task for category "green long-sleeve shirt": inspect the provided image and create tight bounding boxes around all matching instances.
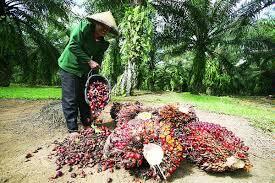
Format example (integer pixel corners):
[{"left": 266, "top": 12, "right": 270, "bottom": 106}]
[{"left": 58, "top": 19, "right": 109, "bottom": 77}]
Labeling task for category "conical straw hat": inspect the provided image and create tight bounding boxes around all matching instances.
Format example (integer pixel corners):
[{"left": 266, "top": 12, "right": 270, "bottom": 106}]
[{"left": 87, "top": 11, "right": 119, "bottom": 35}]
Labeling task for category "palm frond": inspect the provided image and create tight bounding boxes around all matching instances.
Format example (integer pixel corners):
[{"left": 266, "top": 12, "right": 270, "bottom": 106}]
[{"left": 1, "top": 0, "right": 71, "bottom": 85}]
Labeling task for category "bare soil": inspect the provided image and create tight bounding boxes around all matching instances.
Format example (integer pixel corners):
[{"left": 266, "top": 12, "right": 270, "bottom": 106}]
[{"left": 0, "top": 99, "right": 274, "bottom": 183}]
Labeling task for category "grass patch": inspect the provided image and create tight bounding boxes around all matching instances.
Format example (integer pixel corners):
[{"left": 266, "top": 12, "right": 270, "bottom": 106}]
[
  {"left": 0, "top": 86, "right": 273, "bottom": 132},
  {"left": 0, "top": 84, "right": 61, "bottom": 99}
]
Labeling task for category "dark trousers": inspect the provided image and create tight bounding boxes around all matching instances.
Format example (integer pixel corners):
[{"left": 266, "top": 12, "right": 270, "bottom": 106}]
[{"left": 60, "top": 69, "right": 90, "bottom": 132}]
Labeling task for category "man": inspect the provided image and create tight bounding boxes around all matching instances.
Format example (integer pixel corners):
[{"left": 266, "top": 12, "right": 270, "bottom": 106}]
[{"left": 58, "top": 11, "right": 118, "bottom": 137}]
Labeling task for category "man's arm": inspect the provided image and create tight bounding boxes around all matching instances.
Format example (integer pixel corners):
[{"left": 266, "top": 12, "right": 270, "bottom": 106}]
[{"left": 68, "top": 21, "right": 91, "bottom": 64}]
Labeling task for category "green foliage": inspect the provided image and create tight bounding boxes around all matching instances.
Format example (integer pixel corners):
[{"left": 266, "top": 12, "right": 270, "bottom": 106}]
[
  {"left": 114, "top": 3, "right": 154, "bottom": 96},
  {"left": 151, "top": 0, "right": 273, "bottom": 94},
  {"left": 101, "top": 38, "right": 123, "bottom": 86},
  {"left": 148, "top": 51, "right": 193, "bottom": 91},
  {"left": 120, "top": 5, "right": 153, "bottom": 65},
  {"left": 0, "top": 0, "right": 72, "bottom": 86},
  {"left": 1, "top": 0, "right": 273, "bottom": 97},
  {"left": 203, "top": 60, "right": 232, "bottom": 95},
  {"left": 101, "top": 49, "right": 112, "bottom": 80},
  {"left": 84, "top": 0, "right": 131, "bottom": 21},
  {"left": 231, "top": 18, "right": 274, "bottom": 95}
]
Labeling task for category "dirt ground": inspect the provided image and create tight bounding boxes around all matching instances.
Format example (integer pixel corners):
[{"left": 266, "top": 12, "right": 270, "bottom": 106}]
[{"left": 0, "top": 99, "right": 274, "bottom": 183}]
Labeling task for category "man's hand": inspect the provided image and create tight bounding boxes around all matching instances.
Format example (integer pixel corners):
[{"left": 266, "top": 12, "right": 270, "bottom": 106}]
[{"left": 88, "top": 60, "right": 100, "bottom": 70}]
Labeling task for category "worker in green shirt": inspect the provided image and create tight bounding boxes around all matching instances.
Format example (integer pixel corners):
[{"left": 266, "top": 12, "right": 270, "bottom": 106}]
[{"left": 58, "top": 11, "right": 118, "bottom": 137}]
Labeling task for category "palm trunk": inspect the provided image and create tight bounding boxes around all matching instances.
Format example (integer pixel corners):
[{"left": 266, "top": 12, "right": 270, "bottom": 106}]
[
  {"left": 124, "top": 60, "right": 137, "bottom": 96},
  {"left": 0, "top": 1, "right": 5, "bottom": 17},
  {"left": 190, "top": 46, "right": 206, "bottom": 93},
  {"left": 148, "top": 45, "right": 156, "bottom": 91},
  {"left": 0, "top": 56, "right": 11, "bottom": 87},
  {"left": 111, "top": 38, "right": 122, "bottom": 86},
  {"left": 114, "top": 59, "right": 137, "bottom": 96}
]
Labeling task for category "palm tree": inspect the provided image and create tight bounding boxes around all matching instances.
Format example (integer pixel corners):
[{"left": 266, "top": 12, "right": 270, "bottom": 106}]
[
  {"left": 151, "top": 0, "right": 273, "bottom": 93},
  {"left": 0, "top": 0, "right": 73, "bottom": 86}
]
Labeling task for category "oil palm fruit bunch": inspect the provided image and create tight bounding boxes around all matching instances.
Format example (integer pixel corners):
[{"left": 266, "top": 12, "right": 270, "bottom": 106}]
[{"left": 183, "top": 121, "right": 252, "bottom": 172}]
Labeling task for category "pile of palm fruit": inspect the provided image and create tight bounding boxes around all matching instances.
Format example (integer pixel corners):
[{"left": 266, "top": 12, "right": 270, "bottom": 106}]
[{"left": 51, "top": 102, "right": 251, "bottom": 180}]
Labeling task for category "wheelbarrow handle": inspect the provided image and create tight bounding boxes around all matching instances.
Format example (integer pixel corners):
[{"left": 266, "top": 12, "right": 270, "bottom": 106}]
[
  {"left": 87, "top": 68, "right": 102, "bottom": 78},
  {"left": 87, "top": 70, "right": 93, "bottom": 78}
]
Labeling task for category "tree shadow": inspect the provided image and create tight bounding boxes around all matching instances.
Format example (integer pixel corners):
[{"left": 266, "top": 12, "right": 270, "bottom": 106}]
[
  {"left": 132, "top": 90, "right": 165, "bottom": 96},
  {"left": 207, "top": 169, "right": 253, "bottom": 179},
  {"left": 167, "top": 161, "right": 197, "bottom": 182}
]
